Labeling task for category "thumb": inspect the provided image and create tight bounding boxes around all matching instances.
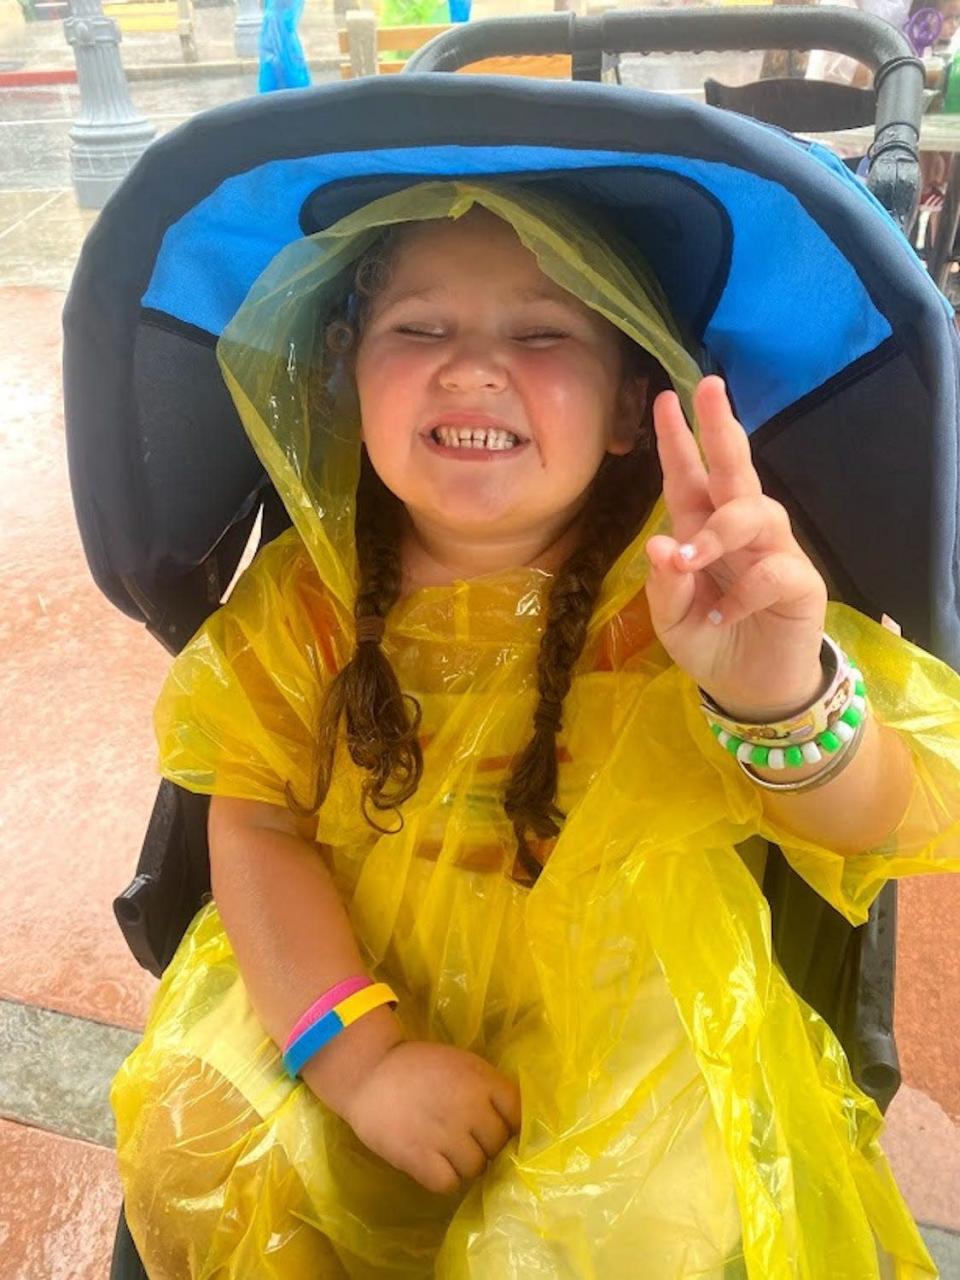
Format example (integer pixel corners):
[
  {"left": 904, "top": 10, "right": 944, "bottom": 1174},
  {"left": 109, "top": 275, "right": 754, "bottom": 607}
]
[{"left": 645, "top": 535, "right": 697, "bottom": 634}]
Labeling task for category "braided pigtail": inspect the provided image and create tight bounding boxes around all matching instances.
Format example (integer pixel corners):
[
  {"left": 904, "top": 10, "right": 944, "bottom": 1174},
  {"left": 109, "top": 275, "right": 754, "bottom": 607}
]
[
  {"left": 287, "top": 450, "right": 423, "bottom": 832},
  {"left": 287, "top": 227, "right": 423, "bottom": 833},
  {"left": 503, "top": 355, "right": 667, "bottom": 885}
]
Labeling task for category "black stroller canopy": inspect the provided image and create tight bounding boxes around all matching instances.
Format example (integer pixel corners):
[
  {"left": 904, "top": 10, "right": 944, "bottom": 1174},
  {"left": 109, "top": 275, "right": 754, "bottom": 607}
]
[{"left": 63, "top": 74, "right": 960, "bottom": 665}]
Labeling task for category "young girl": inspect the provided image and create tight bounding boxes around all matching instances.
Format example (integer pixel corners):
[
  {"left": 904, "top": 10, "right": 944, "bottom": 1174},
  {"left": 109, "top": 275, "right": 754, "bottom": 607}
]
[{"left": 112, "top": 181, "right": 960, "bottom": 1279}]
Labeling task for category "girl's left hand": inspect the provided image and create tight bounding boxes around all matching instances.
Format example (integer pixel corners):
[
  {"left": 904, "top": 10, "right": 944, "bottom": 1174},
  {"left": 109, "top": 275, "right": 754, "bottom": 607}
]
[{"left": 645, "top": 376, "right": 828, "bottom": 722}]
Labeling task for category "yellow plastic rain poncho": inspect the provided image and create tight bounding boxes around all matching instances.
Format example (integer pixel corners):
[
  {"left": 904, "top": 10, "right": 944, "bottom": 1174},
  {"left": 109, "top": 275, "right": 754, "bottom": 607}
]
[{"left": 112, "top": 183, "right": 960, "bottom": 1280}]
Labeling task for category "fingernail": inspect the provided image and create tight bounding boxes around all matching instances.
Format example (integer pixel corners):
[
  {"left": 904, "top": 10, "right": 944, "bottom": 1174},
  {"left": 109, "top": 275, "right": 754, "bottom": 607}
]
[
  {"left": 677, "top": 543, "right": 696, "bottom": 562},
  {"left": 707, "top": 609, "right": 723, "bottom": 626}
]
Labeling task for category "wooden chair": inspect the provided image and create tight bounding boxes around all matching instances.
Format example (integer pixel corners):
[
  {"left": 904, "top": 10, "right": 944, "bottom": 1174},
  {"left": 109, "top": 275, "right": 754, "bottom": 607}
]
[
  {"left": 102, "top": 0, "right": 197, "bottom": 63},
  {"left": 338, "top": 8, "right": 574, "bottom": 80}
]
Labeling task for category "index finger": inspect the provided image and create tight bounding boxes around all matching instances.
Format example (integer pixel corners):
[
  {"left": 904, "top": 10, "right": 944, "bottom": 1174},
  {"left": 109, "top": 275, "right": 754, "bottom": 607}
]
[{"left": 694, "top": 376, "right": 762, "bottom": 508}]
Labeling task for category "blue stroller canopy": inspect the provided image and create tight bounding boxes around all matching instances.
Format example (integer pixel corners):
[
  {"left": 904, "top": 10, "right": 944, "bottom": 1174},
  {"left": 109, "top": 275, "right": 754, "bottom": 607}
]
[{"left": 63, "top": 73, "right": 960, "bottom": 666}]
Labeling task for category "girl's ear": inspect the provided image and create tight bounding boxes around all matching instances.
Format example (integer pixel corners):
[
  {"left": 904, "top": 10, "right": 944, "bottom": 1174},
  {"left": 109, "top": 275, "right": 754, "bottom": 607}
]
[{"left": 607, "top": 374, "right": 649, "bottom": 456}]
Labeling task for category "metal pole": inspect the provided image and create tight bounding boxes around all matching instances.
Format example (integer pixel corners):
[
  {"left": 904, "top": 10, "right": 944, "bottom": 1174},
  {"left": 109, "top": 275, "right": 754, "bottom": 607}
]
[
  {"left": 178, "top": 0, "right": 198, "bottom": 63},
  {"left": 234, "top": 0, "right": 263, "bottom": 59},
  {"left": 64, "top": 0, "right": 156, "bottom": 210}
]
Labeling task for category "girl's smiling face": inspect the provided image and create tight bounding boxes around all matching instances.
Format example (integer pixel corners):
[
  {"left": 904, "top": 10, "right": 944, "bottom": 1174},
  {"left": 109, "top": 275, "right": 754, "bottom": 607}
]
[{"left": 354, "top": 208, "right": 644, "bottom": 578}]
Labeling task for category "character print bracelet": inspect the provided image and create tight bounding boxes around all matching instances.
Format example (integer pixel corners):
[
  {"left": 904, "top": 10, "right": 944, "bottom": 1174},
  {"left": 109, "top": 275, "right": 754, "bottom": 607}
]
[{"left": 699, "top": 635, "right": 869, "bottom": 794}]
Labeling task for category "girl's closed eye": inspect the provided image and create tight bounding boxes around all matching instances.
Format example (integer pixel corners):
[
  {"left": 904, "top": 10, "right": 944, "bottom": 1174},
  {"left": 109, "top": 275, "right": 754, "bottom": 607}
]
[
  {"left": 390, "top": 325, "right": 568, "bottom": 345},
  {"left": 515, "top": 329, "right": 568, "bottom": 345},
  {"left": 394, "top": 324, "right": 445, "bottom": 339}
]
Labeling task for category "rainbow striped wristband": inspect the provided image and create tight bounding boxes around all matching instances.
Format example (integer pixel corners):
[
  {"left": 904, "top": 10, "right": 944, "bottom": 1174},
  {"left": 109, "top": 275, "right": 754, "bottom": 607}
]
[{"left": 282, "top": 979, "right": 399, "bottom": 1079}]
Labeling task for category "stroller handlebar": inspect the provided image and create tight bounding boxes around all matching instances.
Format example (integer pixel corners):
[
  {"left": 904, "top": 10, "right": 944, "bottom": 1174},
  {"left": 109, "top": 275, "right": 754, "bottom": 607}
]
[
  {"left": 405, "top": 5, "right": 924, "bottom": 229},
  {"left": 406, "top": 6, "right": 914, "bottom": 68}
]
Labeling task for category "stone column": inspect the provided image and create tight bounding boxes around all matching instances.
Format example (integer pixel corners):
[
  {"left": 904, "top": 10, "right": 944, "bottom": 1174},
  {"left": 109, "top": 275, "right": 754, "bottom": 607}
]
[
  {"left": 234, "top": 0, "right": 263, "bottom": 59},
  {"left": 64, "top": 0, "right": 156, "bottom": 210}
]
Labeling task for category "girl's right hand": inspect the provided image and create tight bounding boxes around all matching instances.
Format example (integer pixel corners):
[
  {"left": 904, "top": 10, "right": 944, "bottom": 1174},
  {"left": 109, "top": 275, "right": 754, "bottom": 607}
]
[{"left": 341, "top": 1041, "right": 522, "bottom": 1196}]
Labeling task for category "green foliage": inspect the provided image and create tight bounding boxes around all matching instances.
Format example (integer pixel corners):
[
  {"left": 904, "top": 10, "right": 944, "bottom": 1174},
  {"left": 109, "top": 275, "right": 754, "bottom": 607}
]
[{"left": 381, "top": 0, "right": 448, "bottom": 25}]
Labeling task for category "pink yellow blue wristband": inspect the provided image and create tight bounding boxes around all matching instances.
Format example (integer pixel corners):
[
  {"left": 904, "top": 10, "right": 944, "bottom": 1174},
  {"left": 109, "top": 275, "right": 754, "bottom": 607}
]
[
  {"left": 282, "top": 977, "right": 399, "bottom": 1080},
  {"left": 286, "top": 975, "right": 371, "bottom": 1045}
]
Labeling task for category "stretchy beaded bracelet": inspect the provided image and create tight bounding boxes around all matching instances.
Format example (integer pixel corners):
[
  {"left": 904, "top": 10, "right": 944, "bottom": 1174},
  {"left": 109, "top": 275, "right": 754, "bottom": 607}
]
[
  {"left": 737, "top": 714, "right": 867, "bottom": 793},
  {"left": 708, "top": 664, "right": 867, "bottom": 768}
]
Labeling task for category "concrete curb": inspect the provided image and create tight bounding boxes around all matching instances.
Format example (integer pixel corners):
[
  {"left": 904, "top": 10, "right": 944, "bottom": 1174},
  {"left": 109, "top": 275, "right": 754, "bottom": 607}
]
[
  {"left": 0, "top": 54, "right": 339, "bottom": 88},
  {"left": 127, "top": 53, "right": 339, "bottom": 81}
]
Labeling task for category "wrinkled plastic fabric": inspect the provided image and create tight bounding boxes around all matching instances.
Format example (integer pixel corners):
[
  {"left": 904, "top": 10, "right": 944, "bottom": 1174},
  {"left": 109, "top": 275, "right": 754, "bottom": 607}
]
[
  {"left": 111, "top": 183, "right": 960, "bottom": 1279},
  {"left": 257, "top": 0, "right": 311, "bottom": 94}
]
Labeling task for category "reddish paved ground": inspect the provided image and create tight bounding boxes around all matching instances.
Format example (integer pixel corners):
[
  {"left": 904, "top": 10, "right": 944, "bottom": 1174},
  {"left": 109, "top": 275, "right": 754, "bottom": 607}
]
[
  {"left": 0, "top": 1119, "right": 122, "bottom": 1280},
  {"left": 898, "top": 876, "right": 960, "bottom": 1124},
  {"left": 0, "top": 286, "right": 163, "bottom": 1031}
]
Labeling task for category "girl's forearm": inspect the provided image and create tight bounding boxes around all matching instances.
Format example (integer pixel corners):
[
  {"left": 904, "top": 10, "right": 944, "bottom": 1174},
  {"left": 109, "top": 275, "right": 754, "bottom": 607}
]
[
  {"left": 209, "top": 797, "right": 404, "bottom": 1116},
  {"left": 751, "top": 715, "right": 915, "bottom": 854}
]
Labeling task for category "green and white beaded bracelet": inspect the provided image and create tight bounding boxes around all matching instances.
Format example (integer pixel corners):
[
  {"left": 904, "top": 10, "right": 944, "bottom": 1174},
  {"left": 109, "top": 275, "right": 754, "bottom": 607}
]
[{"left": 708, "top": 662, "right": 867, "bottom": 771}]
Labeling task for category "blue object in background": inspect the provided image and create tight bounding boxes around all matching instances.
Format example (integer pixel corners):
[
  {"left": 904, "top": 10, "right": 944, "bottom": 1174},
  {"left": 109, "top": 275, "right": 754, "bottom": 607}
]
[
  {"left": 258, "top": 0, "right": 312, "bottom": 94},
  {"left": 448, "top": 0, "right": 472, "bottom": 20}
]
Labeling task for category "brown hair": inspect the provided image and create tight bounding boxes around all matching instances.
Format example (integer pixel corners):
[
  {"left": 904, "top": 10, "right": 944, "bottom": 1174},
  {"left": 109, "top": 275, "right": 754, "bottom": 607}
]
[{"left": 288, "top": 219, "right": 667, "bottom": 885}]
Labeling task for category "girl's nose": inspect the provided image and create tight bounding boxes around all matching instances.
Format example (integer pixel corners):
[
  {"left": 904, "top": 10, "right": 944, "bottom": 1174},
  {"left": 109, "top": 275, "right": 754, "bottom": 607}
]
[{"left": 437, "top": 340, "right": 508, "bottom": 393}]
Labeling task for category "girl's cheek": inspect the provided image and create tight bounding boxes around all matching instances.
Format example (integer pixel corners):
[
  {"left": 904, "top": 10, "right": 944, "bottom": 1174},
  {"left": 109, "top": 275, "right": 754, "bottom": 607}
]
[
  {"left": 519, "top": 347, "right": 606, "bottom": 391},
  {"left": 370, "top": 347, "right": 433, "bottom": 392}
]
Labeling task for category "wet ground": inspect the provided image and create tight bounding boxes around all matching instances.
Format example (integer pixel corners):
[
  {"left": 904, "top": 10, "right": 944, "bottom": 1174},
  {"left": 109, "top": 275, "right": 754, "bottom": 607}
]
[
  {"left": 1, "top": 4, "right": 959, "bottom": 1276},
  {"left": 0, "top": 73, "right": 263, "bottom": 191},
  {"left": 0, "top": 52, "right": 767, "bottom": 192}
]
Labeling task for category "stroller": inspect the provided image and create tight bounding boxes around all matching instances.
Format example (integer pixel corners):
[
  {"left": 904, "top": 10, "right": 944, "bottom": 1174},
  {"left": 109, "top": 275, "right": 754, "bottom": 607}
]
[{"left": 61, "top": 7, "right": 958, "bottom": 1276}]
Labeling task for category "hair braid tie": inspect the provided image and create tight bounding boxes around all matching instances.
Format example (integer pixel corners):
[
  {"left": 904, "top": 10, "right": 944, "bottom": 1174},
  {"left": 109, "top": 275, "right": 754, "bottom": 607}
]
[{"left": 355, "top": 615, "right": 386, "bottom": 646}]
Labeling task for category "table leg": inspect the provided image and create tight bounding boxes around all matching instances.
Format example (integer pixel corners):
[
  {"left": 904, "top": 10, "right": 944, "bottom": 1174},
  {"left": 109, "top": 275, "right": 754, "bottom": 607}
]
[{"left": 927, "top": 154, "right": 960, "bottom": 293}]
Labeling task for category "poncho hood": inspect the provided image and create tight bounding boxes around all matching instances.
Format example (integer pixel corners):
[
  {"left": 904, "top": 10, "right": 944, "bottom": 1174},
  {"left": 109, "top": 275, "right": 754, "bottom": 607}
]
[{"left": 216, "top": 180, "right": 704, "bottom": 629}]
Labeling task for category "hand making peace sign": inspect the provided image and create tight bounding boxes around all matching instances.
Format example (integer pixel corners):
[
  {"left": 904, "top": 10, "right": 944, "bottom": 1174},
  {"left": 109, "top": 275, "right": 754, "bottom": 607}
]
[{"left": 645, "top": 377, "right": 828, "bottom": 723}]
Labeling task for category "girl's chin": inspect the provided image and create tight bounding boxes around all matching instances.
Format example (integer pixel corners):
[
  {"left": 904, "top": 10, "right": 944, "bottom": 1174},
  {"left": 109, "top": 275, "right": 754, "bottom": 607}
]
[
  {"left": 403, "top": 503, "right": 587, "bottom": 560},
  {"left": 393, "top": 479, "right": 589, "bottom": 544},
  {"left": 399, "top": 486, "right": 530, "bottom": 529},
  {"left": 415, "top": 508, "right": 527, "bottom": 535}
]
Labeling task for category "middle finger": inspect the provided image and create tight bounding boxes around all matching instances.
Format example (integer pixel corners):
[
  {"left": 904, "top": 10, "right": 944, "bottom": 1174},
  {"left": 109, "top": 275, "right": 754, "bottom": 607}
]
[
  {"left": 695, "top": 377, "right": 763, "bottom": 509},
  {"left": 470, "top": 1108, "right": 511, "bottom": 1161},
  {"left": 443, "top": 1133, "right": 490, "bottom": 1182}
]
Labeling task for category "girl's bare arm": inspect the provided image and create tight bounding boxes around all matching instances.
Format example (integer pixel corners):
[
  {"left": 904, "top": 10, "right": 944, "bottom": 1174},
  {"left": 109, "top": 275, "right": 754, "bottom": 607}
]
[
  {"left": 209, "top": 796, "right": 522, "bottom": 1193},
  {"left": 208, "top": 794, "right": 405, "bottom": 1117},
  {"left": 752, "top": 714, "right": 914, "bottom": 853}
]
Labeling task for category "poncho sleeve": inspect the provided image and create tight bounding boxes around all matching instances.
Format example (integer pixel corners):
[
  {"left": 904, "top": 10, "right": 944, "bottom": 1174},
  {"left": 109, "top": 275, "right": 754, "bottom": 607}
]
[
  {"left": 686, "top": 601, "right": 960, "bottom": 925},
  {"left": 153, "top": 530, "right": 344, "bottom": 809}
]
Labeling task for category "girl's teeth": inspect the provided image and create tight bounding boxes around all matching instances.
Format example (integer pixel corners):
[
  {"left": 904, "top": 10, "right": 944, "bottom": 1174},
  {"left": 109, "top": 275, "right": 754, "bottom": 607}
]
[{"left": 432, "top": 427, "right": 519, "bottom": 450}]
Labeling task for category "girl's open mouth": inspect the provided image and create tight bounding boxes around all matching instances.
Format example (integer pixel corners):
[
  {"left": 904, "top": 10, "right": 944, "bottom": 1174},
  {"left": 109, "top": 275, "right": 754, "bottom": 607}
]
[{"left": 421, "top": 426, "right": 531, "bottom": 461}]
